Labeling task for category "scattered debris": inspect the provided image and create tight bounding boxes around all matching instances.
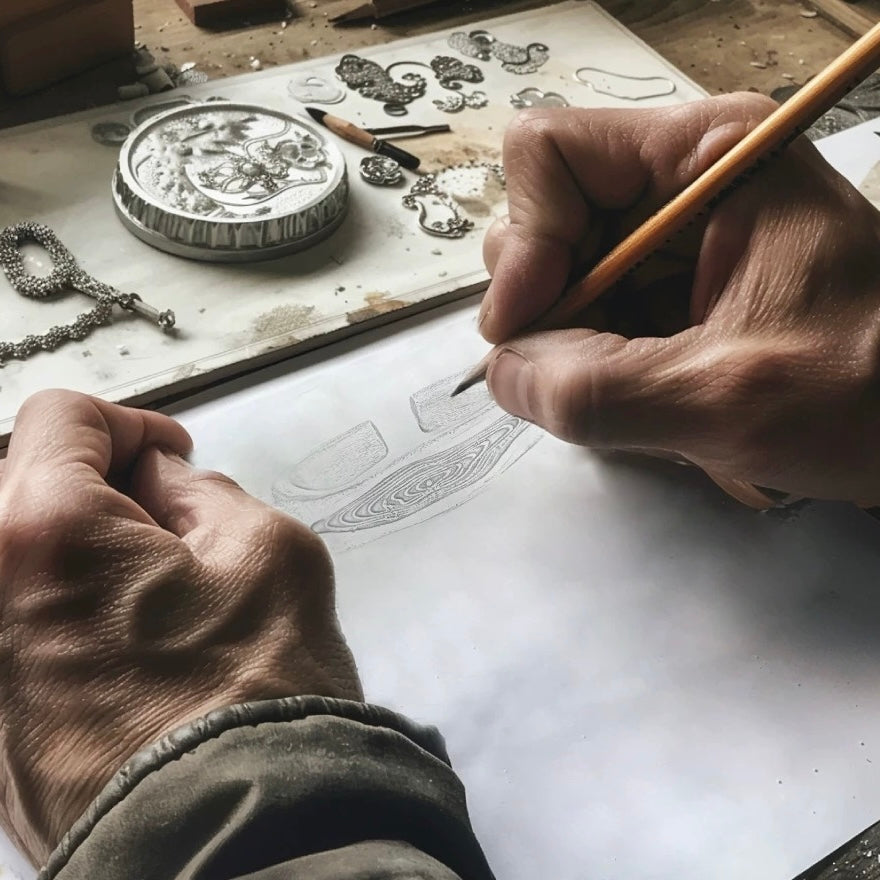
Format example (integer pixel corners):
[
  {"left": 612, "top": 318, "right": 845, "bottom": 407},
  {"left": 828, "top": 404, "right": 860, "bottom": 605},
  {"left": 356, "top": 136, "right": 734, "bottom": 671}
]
[
  {"left": 799, "top": 8, "right": 818, "bottom": 17},
  {"left": 250, "top": 58, "right": 262, "bottom": 70}
]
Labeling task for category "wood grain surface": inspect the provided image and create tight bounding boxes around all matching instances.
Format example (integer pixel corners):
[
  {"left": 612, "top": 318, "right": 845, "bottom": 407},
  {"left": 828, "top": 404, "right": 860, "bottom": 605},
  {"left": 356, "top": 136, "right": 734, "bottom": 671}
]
[{"left": 0, "top": 0, "right": 855, "bottom": 128}]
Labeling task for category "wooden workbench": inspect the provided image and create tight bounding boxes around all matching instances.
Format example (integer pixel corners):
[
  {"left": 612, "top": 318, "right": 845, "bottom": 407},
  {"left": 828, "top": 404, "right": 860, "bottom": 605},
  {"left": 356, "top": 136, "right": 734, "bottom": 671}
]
[
  {"left": 3, "top": 1, "right": 880, "bottom": 877},
  {"left": 0, "top": 0, "right": 867, "bottom": 128}
]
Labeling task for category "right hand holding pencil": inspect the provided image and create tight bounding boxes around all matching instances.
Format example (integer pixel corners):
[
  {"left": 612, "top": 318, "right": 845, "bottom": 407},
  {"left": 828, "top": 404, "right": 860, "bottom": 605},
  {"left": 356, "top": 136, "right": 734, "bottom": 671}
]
[{"left": 480, "top": 93, "right": 880, "bottom": 505}]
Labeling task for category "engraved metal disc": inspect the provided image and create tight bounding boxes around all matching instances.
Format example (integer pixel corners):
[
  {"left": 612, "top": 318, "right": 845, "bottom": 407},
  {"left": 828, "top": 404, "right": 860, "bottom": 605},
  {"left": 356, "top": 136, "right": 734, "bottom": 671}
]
[{"left": 113, "top": 102, "right": 349, "bottom": 262}]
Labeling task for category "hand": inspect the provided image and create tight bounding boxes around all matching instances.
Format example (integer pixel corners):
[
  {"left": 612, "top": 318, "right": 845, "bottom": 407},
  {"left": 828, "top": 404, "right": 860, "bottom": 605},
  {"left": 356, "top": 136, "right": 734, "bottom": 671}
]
[
  {"left": 480, "top": 94, "right": 880, "bottom": 504},
  {"left": 0, "top": 391, "right": 361, "bottom": 866}
]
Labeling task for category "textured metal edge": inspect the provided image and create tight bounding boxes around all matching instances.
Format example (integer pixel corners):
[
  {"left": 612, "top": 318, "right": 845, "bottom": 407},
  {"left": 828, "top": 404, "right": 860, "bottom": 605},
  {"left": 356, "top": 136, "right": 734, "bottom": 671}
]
[
  {"left": 113, "top": 102, "right": 348, "bottom": 259},
  {"left": 113, "top": 170, "right": 349, "bottom": 263}
]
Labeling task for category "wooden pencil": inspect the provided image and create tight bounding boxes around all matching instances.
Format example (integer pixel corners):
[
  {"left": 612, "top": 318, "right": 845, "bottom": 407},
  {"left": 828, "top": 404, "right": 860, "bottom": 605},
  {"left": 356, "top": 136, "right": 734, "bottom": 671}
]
[
  {"left": 452, "top": 21, "right": 880, "bottom": 398},
  {"left": 331, "top": 0, "right": 442, "bottom": 25}
]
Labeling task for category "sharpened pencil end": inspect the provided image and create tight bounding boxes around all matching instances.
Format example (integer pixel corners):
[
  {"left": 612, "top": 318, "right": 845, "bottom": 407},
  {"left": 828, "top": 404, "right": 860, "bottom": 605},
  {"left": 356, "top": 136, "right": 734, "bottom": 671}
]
[
  {"left": 451, "top": 365, "right": 487, "bottom": 397},
  {"left": 305, "top": 107, "right": 327, "bottom": 124}
]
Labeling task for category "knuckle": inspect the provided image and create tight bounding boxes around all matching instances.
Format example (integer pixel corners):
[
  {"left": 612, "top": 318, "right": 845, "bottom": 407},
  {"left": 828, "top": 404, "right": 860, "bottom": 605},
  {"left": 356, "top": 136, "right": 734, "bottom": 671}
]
[
  {"left": 503, "top": 108, "right": 558, "bottom": 154},
  {"left": 16, "top": 389, "right": 87, "bottom": 425},
  {"left": 720, "top": 91, "right": 778, "bottom": 122},
  {"left": 188, "top": 467, "right": 242, "bottom": 492}
]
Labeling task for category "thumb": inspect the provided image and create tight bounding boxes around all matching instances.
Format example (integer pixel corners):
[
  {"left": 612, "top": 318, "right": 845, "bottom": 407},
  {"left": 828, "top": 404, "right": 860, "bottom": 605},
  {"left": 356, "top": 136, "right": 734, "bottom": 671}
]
[
  {"left": 129, "top": 447, "right": 270, "bottom": 540},
  {"left": 485, "top": 327, "right": 713, "bottom": 452}
]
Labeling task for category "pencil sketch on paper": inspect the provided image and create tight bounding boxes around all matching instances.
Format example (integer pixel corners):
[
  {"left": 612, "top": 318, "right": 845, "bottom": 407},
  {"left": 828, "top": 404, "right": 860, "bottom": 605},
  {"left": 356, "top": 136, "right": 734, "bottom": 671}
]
[
  {"left": 285, "top": 420, "right": 388, "bottom": 492},
  {"left": 271, "top": 372, "right": 541, "bottom": 550}
]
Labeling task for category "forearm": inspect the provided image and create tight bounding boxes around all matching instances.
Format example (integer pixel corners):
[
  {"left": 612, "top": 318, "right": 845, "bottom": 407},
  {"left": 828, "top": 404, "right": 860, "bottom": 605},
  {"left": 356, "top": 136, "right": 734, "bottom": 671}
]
[{"left": 41, "top": 697, "right": 493, "bottom": 880}]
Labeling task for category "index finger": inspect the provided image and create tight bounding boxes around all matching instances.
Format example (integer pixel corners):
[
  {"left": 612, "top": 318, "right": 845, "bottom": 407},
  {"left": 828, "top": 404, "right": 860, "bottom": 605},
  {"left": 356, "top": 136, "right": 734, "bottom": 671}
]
[
  {"left": 481, "top": 94, "right": 776, "bottom": 343},
  {"left": 4, "top": 390, "right": 192, "bottom": 487}
]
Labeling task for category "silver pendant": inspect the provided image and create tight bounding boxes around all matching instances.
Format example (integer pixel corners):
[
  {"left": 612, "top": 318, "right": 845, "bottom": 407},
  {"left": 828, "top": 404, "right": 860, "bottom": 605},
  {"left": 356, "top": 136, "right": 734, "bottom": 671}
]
[
  {"left": 359, "top": 155, "right": 403, "bottom": 186},
  {"left": 510, "top": 87, "right": 569, "bottom": 109},
  {"left": 288, "top": 73, "right": 346, "bottom": 105},
  {"left": 403, "top": 162, "right": 505, "bottom": 238},
  {"left": 448, "top": 29, "right": 549, "bottom": 75},
  {"left": 573, "top": 67, "right": 676, "bottom": 101}
]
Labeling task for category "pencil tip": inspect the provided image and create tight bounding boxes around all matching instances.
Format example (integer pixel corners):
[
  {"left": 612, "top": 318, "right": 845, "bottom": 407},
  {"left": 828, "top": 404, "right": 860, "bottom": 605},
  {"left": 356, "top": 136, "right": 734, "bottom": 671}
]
[
  {"left": 450, "top": 366, "right": 487, "bottom": 397},
  {"left": 305, "top": 107, "right": 326, "bottom": 123}
]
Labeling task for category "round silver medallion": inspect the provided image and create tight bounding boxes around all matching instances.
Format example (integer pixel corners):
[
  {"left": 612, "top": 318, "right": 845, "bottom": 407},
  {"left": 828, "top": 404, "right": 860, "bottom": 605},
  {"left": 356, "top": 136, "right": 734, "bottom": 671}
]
[{"left": 113, "top": 102, "right": 349, "bottom": 262}]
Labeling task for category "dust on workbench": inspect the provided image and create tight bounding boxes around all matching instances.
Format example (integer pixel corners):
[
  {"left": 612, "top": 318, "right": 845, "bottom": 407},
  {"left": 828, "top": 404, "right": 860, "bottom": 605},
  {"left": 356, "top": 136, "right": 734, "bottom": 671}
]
[{"left": 0, "top": 0, "right": 857, "bottom": 130}]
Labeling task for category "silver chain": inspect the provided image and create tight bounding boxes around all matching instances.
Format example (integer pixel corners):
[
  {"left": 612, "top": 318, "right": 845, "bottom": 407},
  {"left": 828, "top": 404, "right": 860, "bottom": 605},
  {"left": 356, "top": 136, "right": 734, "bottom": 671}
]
[{"left": 0, "top": 222, "right": 176, "bottom": 365}]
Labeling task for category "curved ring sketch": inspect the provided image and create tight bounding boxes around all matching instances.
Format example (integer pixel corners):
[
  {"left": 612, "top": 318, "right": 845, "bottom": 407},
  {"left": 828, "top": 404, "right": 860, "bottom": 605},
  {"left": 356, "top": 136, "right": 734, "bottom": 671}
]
[
  {"left": 410, "top": 371, "right": 495, "bottom": 432},
  {"left": 285, "top": 420, "right": 388, "bottom": 492}
]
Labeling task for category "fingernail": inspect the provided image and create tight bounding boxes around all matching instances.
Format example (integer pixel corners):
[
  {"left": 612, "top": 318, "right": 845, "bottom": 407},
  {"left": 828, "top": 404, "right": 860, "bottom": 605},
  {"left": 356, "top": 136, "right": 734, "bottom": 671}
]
[
  {"left": 478, "top": 299, "right": 492, "bottom": 330},
  {"left": 488, "top": 350, "right": 535, "bottom": 421}
]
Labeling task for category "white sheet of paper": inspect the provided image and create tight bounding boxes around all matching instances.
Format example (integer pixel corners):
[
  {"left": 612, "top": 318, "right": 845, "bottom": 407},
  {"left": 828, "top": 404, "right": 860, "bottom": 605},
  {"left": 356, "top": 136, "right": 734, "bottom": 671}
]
[{"left": 153, "top": 302, "right": 880, "bottom": 880}]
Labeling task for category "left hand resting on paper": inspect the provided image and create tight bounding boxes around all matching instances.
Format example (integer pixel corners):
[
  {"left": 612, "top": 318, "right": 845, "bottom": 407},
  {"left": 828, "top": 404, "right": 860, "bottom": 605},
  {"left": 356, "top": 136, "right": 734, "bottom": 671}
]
[{"left": 0, "top": 390, "right": 361, "bottom": 866}]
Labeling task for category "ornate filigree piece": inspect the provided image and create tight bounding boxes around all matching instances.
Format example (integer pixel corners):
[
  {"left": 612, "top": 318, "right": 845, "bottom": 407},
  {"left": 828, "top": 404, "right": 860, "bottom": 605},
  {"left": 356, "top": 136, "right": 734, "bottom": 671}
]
[
  {"left": 403, "top": 162, "right": 505, "bottom": 239},
  {"left": 434, "top": 91, "right": 488, "bottom": 113},
  {"left": 335, "top": 54, "right": 427, "bottom": 116},
  {"left": 359, "top": 155, "right": 403, "bottom": 186},
  {"left": 113, "top": 102, "right": 349, "bottom": 261},
  {"left": 429, "top": 55, "right": 484, "bottom": 90},
  {"left": 335, "top": 54, "right": 488, "bottom": 115},
  {"left": 448, "top": 29, "right": 549, "bottom": 75}
]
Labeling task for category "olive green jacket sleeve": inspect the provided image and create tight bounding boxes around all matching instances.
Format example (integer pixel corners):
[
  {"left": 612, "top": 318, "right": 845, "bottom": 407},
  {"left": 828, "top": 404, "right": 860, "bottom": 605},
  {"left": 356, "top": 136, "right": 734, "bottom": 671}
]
[{"left": 39, "top": 697, "right": 494, "bottom": 880}]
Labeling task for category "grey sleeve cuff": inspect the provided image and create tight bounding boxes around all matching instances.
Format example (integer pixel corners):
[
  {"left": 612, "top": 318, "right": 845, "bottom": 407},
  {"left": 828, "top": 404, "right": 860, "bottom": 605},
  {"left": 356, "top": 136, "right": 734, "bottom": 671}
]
[{"left": 40, "top": 696, "right": 494, "bottom": 880}]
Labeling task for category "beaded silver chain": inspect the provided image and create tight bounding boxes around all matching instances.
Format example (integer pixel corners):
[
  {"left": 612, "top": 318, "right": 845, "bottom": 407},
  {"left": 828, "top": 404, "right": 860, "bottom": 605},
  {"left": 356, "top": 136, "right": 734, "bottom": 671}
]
[{"left": 0, "top": 222, "right": 176, "bottom": 365}]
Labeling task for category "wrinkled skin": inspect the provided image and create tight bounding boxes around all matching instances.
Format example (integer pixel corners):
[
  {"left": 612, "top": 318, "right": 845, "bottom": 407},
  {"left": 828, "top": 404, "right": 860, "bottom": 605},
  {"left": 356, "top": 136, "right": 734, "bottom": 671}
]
[
  {"left": 480, "top": 93, "right": 880, "bottom": 505},
  {"left": 0, "top": 390, "right": 361, "bottom": 865}
]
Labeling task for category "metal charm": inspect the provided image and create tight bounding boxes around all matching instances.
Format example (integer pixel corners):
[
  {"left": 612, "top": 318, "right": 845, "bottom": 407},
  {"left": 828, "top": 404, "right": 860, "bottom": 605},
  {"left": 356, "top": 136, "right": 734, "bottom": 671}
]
[
  {"left": 335, "top": 54, "right": 427, "bottom": 116},
  {"left": 434, "top": 90, "right": 488, "bottom": 113},
  {"left": 403, "top": 162, "right": 505, "bottom": 239},
  {"left": 448, "top": 29, "right": 549, "bottom": 75},
  {"left": 288, "top": 73, "right": 346, "bottom": 105},
  {"left": 430, "top": 55, "right": 484, "bottom": 91},
  {"left": 573, "top": 67, "right": 676, "bottom": 101},
  {"left": 359, "top": 155, "right": 403, "bottom": 186},
  {"left": 0, "top": 223, "right": 175, "bottom": 365},
  {"left": 510, "top": 87, "right": 569, "bottom": 109}
]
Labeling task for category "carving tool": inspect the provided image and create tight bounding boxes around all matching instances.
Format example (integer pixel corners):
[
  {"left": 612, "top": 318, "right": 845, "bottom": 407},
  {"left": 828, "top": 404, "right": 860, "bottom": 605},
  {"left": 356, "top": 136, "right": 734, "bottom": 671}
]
[
  {"left": 331, "top": 0, "right": 443, "bottom": 25},
  {"left": 306, "top": 107, "right": 421, "bottom": 171},
  {"left": 366, "top": 123, "right": 452, "bottom": 138},
  {"left": 452, "top": 21, "right": 880, "bottom": 398}
]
